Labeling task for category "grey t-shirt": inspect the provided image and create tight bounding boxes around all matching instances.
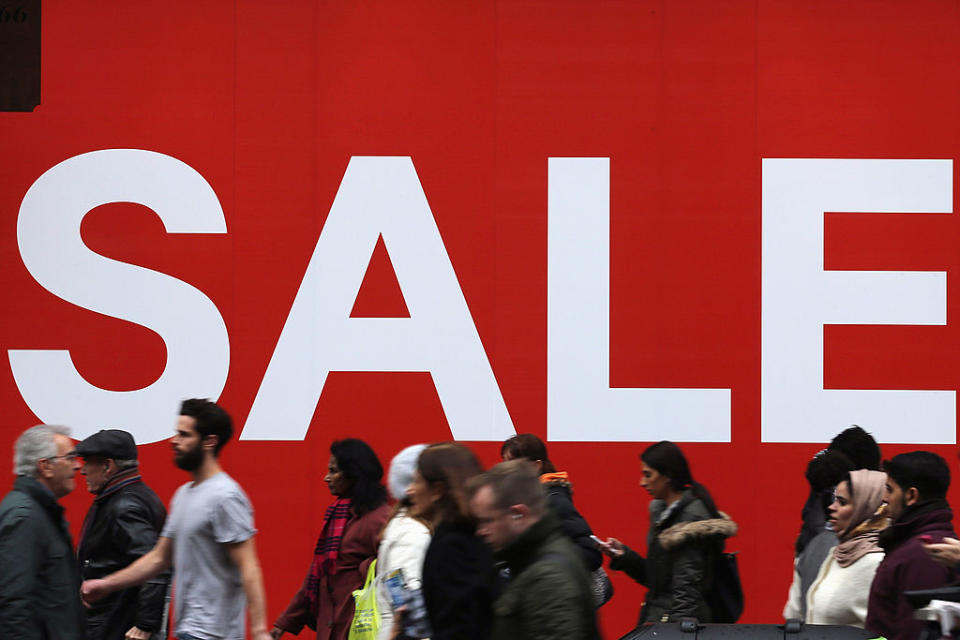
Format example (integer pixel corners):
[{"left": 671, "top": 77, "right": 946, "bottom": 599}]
[{"left": 161, "top": 472, "right": 256, "bottom": 640}]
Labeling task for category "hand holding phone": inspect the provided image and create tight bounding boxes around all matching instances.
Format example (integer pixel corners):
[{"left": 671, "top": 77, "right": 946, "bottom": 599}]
[
  {"left": 590, "top": 535, "right": 612, "bottom": 552},
  {"left": 593, "top": 535, "right": 625, "bottom": 558}
]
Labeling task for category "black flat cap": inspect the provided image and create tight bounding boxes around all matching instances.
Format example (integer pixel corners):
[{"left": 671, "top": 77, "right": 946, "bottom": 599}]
[{"left": 75, "top": 429, "right": 138, "bottom": 460}]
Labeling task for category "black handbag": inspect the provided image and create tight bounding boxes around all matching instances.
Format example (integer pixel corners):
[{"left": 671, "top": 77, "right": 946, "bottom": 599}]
[{"left": 706, "top": 548, "right": 744, "bottom": 623}]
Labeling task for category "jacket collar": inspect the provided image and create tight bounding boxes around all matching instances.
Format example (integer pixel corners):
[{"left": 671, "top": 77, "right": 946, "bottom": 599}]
[
  {"left": 879, "top": 499, "right": 953, "bottom": 550},
  {"left": 13, "top": 475, "right": 69, "bottom": 534},
  {"left": 648, "top": 489, "right": 738, "bottom": 549},
  {"left": 496, "top": 511, "right": 562, "bottom": 573},
  {"left": 650, "top": 488, "right": 696, "bottom": 528},
  {"left": 94, "top": 466, "right": 141, "bottom": 500},
  {"left": 541, "top": 472, "right": 573, "bottom": 494},
  {"left": 14, "top": 475, "right": 62, "bottom": 510}
]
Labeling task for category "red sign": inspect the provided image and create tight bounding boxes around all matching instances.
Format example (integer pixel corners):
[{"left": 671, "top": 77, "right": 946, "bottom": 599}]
[{"left": 3, "top": 2, "right": 960, "bottom": 634}]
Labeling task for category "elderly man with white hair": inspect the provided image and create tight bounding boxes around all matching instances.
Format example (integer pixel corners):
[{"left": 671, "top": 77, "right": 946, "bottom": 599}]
[{"left": 0, "top": 424, "right": 85, "bottom": 639}]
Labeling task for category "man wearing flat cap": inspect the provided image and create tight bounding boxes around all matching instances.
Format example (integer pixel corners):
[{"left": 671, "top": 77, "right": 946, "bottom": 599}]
[{"left": 76, "top": 429, "right": 169, "bottom": 640}]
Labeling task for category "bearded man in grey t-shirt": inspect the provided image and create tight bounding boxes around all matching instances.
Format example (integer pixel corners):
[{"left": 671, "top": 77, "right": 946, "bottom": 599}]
[{"left": 81, "top": 400, "right": 272, "bottom": 640}]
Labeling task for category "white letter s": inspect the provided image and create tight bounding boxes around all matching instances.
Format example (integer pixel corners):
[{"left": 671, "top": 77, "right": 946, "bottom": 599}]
[{"left": 10, "top": 149, "right": 230, "bottom": 443}]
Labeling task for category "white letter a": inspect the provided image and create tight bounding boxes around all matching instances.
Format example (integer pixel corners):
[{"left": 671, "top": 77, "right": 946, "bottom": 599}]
[{"left": 242, "top": 157, "right": 515, "bottom": 441}]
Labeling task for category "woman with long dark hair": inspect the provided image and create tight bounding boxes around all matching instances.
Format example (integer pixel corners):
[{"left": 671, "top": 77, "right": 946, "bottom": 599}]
[
  {"left": 599, "top": 441, "right": 737, "bottom": 623},
  {"left": 272, "top": 439, "right": 391, "bottom": 640},
  {"left": 401, "top": 442, "right": 495, "bottom": 640}
]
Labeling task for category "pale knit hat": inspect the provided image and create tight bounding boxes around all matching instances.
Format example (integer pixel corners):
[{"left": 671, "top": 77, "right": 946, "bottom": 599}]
[{"left": 388, "top": 444, "right": 428, "bottom": 501}]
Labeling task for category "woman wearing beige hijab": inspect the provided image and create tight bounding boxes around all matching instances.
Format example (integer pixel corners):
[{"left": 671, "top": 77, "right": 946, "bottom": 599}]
[{"left": 803, "top": 469, "right": 888, "bottom": 627}]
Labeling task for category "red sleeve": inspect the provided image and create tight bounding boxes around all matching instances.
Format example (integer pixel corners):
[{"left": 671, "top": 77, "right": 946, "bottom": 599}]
[{"left": 274, "top": 571, "right": 312, "bottom": 634}]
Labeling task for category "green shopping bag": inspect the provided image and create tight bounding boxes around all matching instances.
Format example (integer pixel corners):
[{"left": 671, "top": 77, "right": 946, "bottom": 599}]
[{"left": 348, "top": 559, "right": 380, "bottom": 640}]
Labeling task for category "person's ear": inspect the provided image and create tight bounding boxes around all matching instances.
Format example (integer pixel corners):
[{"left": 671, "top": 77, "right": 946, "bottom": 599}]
[
  {"left": 202, "top": 434, "right": 219, "bottom": 453},
  {"left": 904, "top": 487, "right": 920, "bottom": 506},
  {"left": 428, "top": 482, "right": 444, "bottom": 504},
  {"left": 36, "top": 459, "right": 54, "bottom": 479},
  {"left": 509, "top": 504, "right": 530, "bottom": 521}
]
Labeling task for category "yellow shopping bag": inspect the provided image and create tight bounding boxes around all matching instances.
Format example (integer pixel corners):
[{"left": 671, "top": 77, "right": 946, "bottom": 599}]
[{"left": 348, "top": 559, "right": 379, "bottom": 640}]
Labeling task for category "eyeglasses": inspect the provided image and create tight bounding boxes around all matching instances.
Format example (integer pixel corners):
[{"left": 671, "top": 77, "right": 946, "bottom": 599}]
[{"left": 43, "top": 453, "right": 78, "bottom": 463}]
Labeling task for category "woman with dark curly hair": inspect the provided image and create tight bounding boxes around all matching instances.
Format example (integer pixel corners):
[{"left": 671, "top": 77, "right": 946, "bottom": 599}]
[
  {"left": 401, "top": 442, "right": 495, "bottom": 640},
  {"left": 272, "top": 439, "right": 391, "bottom": 640}
]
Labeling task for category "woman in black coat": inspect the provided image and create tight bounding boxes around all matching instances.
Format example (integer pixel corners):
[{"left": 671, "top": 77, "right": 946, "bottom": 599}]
[
  {"left": 403, "top": 442, "right": 496, "bottom": 640},
  {"left": 598, "top": 441, "right": 737, "bottom": 623},
  {"left": 500, "top": 434, "right": 602, "bottom": 572}
]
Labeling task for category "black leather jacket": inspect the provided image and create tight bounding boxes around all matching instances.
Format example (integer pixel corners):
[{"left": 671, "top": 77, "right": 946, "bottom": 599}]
[{"left": 77, "top": 471, "right": 169, "bottom": 640}]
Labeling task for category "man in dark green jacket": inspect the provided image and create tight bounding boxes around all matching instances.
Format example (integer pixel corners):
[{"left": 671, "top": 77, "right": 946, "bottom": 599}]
[
  {"left": 0, "top": 424, "right": 86, "bottom": 640},
  {"left": 469, "top": 460, "right": 600, "bottom": 640}
]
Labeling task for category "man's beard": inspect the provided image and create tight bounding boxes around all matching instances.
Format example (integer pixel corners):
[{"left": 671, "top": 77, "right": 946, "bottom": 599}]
[
  {"left": 888, "top": 496, "right": 910, "bottom": 522},
  {"left": 174, "top": 444, "right": 204, "bottom": 471}
]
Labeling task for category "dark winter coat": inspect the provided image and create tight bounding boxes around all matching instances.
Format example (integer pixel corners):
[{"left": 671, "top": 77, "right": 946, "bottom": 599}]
[
  {"left": 275, "top": 502, "right": 391, "bottom": 640},
  {"left": 543, "top": 478, "right": 603, "bottom": 571},
  {"left": 0, "top": 476, "right": 86, "bottom": 640},
  {"left": 77, "top": 471, "right": 169, "bottom": 640},
  {"left": 610, "top": 490, "right": 737, "bottom": 623},
  {"left": 419, "top": 521, "right": 497, "bottom": 640},
  {"left": 866, "top": 500, "right": 958, "bottom": 640},
  {"left": 491, "top": 513, "right": 600, "bottom": 640}
]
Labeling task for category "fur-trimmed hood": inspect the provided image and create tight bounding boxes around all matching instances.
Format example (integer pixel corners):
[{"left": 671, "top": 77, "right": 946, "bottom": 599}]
[{"left": 658, "top": 512, "right": 738, "bottom": 550}]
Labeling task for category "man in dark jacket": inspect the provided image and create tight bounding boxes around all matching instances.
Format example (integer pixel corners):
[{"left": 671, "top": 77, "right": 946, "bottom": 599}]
[
  {"left": 0, "top": 424, "right": 85, "bottom": 640},
  {"left": 76, "top": 429, "right": 169, "bottom": 640},
  {"left": 469, "top": 460, "right": 600, "bottom": 640},
  {"left": 866, "top": 451, "right": 958, "bottom": 640}
]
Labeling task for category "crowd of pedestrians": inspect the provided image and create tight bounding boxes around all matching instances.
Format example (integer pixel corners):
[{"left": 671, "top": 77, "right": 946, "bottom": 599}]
[
  {"left": 783, "top": 427, "right": 960, "bottom": 639},
  {"left": 1, "top": 405, "right": 960, "bottom": 639}
]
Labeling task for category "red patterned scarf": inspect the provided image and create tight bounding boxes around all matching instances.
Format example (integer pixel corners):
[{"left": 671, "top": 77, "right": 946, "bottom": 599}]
[{"left": 307, "top": 497, "right": 352, "bottom": 618}]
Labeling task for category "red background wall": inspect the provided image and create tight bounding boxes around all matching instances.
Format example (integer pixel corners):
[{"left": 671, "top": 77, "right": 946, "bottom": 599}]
[{"left": 3, "top": 1, "right": 960, "bottom": 636}]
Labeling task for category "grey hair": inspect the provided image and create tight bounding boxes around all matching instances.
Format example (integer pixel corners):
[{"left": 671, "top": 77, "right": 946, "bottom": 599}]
[
  {"left": 13, "top": 425, "right": 72, "bottom": 477},
  {"left": 113, "top": 458, "right": 138, "bottom": 471}
]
